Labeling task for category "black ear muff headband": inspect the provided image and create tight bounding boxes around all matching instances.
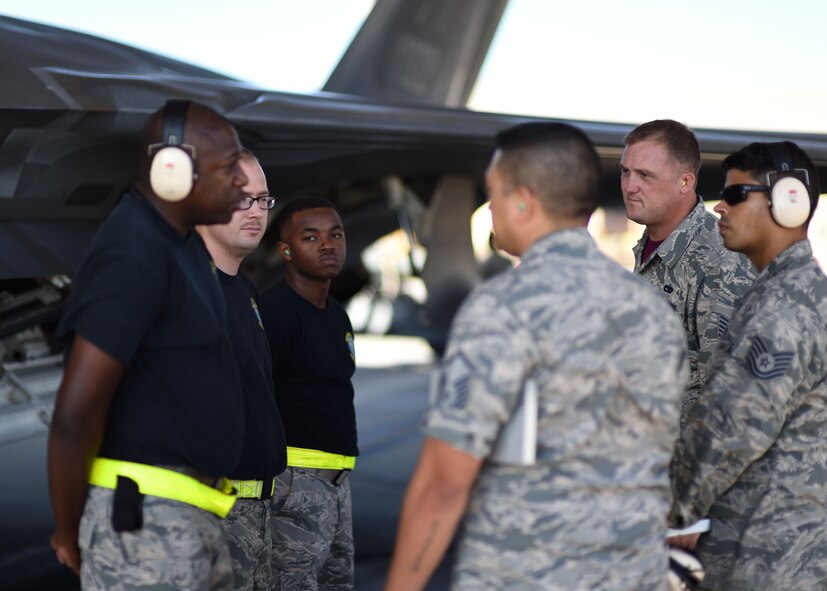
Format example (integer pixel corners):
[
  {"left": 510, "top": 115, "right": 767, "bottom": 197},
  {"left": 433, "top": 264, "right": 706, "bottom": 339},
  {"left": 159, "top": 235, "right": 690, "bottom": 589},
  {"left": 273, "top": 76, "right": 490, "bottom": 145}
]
[{"left": 148, "top": 100, "right": 197, "bottom": 202}]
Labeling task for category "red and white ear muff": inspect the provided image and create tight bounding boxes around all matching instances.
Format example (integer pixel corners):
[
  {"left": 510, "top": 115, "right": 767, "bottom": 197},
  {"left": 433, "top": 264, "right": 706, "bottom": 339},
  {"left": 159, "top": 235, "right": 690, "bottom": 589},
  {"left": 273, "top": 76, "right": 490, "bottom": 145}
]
[{"left": 149, "top": 100, "right": 197, "bottom": 202}]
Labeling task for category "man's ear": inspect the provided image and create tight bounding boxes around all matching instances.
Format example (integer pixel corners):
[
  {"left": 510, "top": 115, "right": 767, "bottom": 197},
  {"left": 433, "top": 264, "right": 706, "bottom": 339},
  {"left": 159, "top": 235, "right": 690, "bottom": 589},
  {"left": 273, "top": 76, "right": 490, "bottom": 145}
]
[
  {"left": 513, "top": 185, "right": 535, "bottom": 218},
  {"left": 680, "top": 172, "right": 696, "bottom": 192},
  {"left": 278, "top": 241, "right": 291, "bottom": 260}
]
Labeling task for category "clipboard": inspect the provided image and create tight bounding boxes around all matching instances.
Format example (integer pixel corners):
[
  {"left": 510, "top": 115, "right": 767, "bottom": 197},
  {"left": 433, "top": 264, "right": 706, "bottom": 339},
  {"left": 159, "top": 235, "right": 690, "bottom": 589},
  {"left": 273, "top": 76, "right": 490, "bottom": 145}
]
[{"left": 490, "top": 378, "right": 538, "bottom": 465}]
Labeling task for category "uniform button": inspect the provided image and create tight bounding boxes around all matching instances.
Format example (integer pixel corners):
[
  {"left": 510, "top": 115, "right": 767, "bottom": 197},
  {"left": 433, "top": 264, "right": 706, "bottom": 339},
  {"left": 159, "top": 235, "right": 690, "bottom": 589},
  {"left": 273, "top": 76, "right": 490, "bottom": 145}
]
[{"left": 664, "top": 284, "right": 674, "bottom": 293}]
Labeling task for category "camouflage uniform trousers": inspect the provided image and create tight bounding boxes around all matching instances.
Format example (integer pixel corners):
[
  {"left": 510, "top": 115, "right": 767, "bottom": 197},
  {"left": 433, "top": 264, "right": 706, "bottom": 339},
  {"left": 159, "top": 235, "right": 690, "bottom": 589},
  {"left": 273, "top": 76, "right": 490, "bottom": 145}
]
[
  {"left": 79, "top": 485, "right": 234, "bottom": 590},
  {"left": 451, "top": 479, "right": 671, "bottom": 591},
  {"left": 270, "top": 467, "right": 353, "bottom": 590},
  {"left": 223, "top": 491, "right": 286, "bottom": 591}
]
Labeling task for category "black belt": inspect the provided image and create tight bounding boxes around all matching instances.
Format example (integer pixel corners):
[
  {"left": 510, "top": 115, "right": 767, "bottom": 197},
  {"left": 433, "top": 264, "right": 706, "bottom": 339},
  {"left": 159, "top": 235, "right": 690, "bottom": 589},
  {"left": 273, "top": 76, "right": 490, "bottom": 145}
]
[
  {"left": 156, "top": 464, "right": 222, "bottom": 488},
  {"left": 299, "top": 468, "right": 350, "bottom": 486}
]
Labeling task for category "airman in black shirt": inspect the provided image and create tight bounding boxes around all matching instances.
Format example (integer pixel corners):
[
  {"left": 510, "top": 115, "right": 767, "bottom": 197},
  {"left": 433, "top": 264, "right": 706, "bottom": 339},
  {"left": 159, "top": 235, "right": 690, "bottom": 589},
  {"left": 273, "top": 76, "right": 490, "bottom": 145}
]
[
  {"left": 260, "top": 196, "right": 358, "bottom": 590},
  {"left": 198, "top": 149, "right": 287, "bottom": 590},
  {"left": 49, "top": 100, "right": 249, "bottom": 590}
]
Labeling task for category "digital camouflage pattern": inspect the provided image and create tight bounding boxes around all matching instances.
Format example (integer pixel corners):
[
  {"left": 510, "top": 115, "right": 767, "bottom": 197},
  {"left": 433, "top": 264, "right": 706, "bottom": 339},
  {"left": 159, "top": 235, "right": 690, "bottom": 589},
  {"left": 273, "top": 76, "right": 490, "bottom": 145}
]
[
  {"left": 670, "top": 240, "right": 827, "bottom": 591},
  {"left": 223, "top": 497, "right": 276, "bottom": 591},
  {"left": 79, "top": 485, "right": 234, "bottom": 590},
  {"left": 270, "top": 467, "right": 353, "bottom": 590},
  {"left": 425, "top": 228, "right": 688, "bottom": 591},
  {"left": 633, "top": 199, "right": 755, "bottom": 423}
]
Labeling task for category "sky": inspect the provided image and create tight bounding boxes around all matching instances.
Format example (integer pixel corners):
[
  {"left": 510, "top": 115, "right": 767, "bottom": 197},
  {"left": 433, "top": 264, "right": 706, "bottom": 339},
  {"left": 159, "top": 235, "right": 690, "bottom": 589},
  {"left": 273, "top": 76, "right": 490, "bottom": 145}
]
[{"left": 2, "top": 0, "right": 827, "bottom": 133}]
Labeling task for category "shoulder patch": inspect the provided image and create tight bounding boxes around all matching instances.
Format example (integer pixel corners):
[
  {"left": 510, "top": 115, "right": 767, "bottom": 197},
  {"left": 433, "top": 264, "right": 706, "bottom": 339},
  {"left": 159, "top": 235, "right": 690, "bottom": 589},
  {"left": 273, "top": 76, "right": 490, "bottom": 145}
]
[
  {"left": 717, "top": 314, "right": 730, "bottom": 338},
  {"left": 747, "top": 336, "right": 795, "bottom": 380},
  {"left": 439, "top": 353, "right": 474, "bottom": 410},
  {"left": 250, "top": 298, "right": 263, "bottom": 330},
  {"left": 346, "top": 331, "right": 355, "bottom": 362}
]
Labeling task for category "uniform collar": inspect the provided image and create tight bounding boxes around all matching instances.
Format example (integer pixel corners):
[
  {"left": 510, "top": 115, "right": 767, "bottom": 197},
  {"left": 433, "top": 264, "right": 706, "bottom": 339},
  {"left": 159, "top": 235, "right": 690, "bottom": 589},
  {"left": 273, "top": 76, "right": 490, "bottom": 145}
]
[
  {"left": 635, "top": 197, "right": 708, "bottom": 270},
  {"left": 522, "top": 227, "right": 596, "bottom": 263},
  {"left": 754, "top": 239, "right": 813, "bottom": 286}
]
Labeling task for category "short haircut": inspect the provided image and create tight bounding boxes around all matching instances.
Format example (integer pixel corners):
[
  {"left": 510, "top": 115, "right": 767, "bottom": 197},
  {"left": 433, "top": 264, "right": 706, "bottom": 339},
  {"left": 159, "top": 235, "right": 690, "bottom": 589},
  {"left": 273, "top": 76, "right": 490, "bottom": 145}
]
[
  {"left": 275, "top": 196, "right": 339, "bottom": 241},
  {"left": 494, "top": 122, "right": 601, "bottom": 218},
  {"left": 623, "top": 119, "right": 701, "bottom": 175},
  {"left": 239, "top": 147, "right": 257, "bottom": 163},
  {"left": 723, "top": 140, "right": 821, "bottom": 223}
]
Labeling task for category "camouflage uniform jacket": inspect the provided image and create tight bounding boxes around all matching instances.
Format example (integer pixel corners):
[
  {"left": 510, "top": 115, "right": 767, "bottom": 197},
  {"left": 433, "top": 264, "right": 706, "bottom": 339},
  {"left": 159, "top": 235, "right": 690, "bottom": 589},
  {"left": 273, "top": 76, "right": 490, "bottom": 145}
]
[
  {"left": 670, "top": 239, "right": 827, "bottom": 591},
  {"left": 633, "top": 198, "right": 754, "bottom": 422},
  {"left": 425, "top": 228, "right": 688, "bottom": 591}
]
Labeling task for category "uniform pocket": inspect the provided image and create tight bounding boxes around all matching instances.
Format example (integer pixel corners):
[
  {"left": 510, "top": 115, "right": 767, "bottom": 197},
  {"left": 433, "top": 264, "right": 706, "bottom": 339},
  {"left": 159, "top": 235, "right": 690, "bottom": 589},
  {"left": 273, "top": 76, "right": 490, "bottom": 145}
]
[
  {"left": 272, "top": 468, "right": 295, "bottom": 513},
  {"left": 78, "top": 512, "right": 96, "bottom": 553}
]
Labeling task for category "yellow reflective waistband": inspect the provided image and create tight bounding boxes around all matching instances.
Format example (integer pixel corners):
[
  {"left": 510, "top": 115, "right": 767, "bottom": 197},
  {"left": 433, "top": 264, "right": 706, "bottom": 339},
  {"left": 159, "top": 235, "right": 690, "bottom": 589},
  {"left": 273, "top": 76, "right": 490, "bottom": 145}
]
[
  {"left": 286, "top": 447, "right": 356, "bottom": 470},
  {"left": 229, "top": 479, "right": 275, "bottom": 499},
  {"left": 89, "top": 458, "right": 236, "bottom": 518}
]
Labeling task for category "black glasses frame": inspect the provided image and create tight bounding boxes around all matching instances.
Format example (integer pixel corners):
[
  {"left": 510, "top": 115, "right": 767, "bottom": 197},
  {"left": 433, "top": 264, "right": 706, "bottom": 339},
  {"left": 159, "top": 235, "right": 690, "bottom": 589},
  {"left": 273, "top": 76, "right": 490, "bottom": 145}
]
[
  {"left": 240, "top": 195, "right": 277, "bottom": 210},
  {"left": 719, "top": 184, "right": 769, "bottom": 206}
]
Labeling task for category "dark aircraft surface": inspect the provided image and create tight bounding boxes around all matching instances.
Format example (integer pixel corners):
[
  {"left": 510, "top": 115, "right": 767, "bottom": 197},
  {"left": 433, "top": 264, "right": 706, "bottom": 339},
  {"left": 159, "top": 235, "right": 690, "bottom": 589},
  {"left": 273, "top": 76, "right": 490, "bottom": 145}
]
[{"left": 3, "top": 0, "right": 827, "bottom": 588}]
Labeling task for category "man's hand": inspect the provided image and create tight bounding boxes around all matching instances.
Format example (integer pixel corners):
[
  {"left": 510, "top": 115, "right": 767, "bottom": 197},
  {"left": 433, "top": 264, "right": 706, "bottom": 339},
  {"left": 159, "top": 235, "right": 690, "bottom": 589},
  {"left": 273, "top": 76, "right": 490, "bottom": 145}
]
[
  {"left": 667, "top": 532, "right": 701, "bottom": 550},
  {"left": 51, "top": 530, "right": 81, "bottom": 575},
  {"left": 48, "top": 336, "right": 124, "bottom": 580}
]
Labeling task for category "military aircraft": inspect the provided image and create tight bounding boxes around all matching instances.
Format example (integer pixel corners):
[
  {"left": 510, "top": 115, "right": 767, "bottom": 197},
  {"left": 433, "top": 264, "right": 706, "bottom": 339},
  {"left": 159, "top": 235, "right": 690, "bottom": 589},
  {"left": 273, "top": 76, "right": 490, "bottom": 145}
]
[{"left": 3, "top": 0, "right": 827, "bottom": 588}]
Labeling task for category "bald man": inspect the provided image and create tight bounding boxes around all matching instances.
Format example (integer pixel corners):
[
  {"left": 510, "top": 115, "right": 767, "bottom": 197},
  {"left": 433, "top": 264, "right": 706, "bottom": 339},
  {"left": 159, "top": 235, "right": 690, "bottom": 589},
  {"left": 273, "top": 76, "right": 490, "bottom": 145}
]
[{"left": 49, "top": 100, "right": 248, "bottom": 590}]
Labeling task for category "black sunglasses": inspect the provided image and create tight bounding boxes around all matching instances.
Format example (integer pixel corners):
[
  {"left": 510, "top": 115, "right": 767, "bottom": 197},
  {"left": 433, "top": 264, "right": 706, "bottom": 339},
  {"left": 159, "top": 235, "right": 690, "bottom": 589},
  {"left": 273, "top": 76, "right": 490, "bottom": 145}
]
[{"left": 719, "top": 184, "right": 770, "bottom": 206}]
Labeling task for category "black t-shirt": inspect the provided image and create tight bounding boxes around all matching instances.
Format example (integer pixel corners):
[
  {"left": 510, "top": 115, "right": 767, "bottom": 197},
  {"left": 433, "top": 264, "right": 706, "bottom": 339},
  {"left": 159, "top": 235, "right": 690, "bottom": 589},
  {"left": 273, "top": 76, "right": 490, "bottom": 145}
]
[
  {"left": 260, "top": 281, "right": 358, "bottom": 457},
  {"left": 216, "top": 269, "right": 287, "bottom": 479},
  {"left": 56, "top": 192, "right": 244, "bottom": 477}
]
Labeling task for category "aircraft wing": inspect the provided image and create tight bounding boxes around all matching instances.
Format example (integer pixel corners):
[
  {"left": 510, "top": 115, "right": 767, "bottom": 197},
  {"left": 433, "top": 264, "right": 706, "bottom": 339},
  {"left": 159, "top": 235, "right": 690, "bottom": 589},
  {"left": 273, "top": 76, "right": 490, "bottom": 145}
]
[{"left": 4, "top": 14, "right": 827, "bottom": 281}]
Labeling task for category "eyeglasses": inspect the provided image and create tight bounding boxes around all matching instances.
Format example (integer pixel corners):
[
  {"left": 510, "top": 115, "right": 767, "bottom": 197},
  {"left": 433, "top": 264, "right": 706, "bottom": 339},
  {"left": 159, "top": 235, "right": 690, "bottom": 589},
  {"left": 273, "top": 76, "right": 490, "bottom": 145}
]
[
  {"left": 240, "top": 195, "right": 277, "bottom": 210},
  {"left": 719, "top": 184, "right": 769, "bottom": 206}
]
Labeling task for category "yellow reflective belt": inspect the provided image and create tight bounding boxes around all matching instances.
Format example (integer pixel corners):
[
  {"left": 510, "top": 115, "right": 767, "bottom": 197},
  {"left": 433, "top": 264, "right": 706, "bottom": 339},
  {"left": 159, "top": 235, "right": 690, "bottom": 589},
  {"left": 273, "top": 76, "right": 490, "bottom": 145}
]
[
  {"left": 229, "top": 479, "right": 275, "bottom": 499},
  {"left": 88, "top": 458, "right": 236, "bottom": 518},
  {"left": 286, "top": 446, "right": 356, "bottom": 470}
]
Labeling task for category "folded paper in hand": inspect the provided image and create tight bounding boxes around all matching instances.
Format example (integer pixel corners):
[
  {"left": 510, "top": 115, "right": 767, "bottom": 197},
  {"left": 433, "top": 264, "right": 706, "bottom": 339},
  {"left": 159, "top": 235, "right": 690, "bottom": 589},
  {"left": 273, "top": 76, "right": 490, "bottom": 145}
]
[{"left": 667, "top": 519, "right": 710, "bottom": 538}]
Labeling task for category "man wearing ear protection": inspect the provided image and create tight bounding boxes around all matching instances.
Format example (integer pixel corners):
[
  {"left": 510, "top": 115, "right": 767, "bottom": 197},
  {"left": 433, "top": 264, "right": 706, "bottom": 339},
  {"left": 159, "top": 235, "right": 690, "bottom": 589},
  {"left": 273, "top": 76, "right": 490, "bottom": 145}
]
[
  {"left": 386, "top": 122, "right": 688, "bottom": 590},
  {"left": 48, "top": 100, "right": 249, "bottom": 590},
  {"left": 670, "top": 141, "right": 827, "bottom": 590},
  {"left": 197, "top": 149, "right": 288, "bottom": 591},
  {"left": 621, "top": 120, "right": 755, "bottom": 426}
]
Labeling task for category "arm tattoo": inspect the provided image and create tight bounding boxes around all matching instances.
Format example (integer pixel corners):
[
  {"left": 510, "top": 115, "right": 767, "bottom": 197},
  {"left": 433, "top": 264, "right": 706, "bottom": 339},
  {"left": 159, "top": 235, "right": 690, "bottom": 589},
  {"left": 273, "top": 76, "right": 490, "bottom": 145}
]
[{"left": 411, "top": 519, "right": 440, "bottom": 573}]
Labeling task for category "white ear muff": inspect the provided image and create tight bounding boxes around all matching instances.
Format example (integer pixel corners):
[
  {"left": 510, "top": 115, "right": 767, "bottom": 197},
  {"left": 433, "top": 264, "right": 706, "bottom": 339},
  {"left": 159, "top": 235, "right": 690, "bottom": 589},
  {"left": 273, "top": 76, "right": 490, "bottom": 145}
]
[
  {"left": 149, "top": 100, "right": 196, "bottom": 202},
  {"left": 765, "top": 142, "right": 812, "bottom": 228},
  {"left": 149, "top": 146, "right": 195, "bottom": 202},
  {"left": 770, "top": 175, "right": 810, "bottom": 228}
]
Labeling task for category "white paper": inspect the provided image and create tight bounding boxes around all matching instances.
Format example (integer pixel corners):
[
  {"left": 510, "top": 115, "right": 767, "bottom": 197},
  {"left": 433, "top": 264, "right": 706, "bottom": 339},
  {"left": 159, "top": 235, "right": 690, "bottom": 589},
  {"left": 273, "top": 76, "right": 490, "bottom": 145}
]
[
  {"left": 667, "top": 518, "right": 710, "bottom": 537},
  {"left": 490, "top": 379, "right": 538, "bottom": 465}
]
